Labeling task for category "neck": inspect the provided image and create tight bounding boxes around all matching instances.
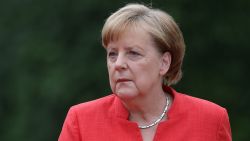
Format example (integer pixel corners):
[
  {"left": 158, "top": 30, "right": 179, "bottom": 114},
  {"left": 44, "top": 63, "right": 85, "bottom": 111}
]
[{"left": 121, "top": 88, "right": 169, "bottom": 125}]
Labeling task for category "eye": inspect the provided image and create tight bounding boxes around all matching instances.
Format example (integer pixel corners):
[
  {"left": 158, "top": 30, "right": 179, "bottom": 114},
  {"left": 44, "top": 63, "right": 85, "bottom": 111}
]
[
  {"left": 128, "top": 50, "right": 141, "bottom": 56},
  {"left": 107, "top": 51, "right": 118, "bottom": 61},
  {"left": 108, "top": 51, "right": 117, "bottom": 57},
  {"left": 127, "top": 50, "right": 142, "bottom": 60}
]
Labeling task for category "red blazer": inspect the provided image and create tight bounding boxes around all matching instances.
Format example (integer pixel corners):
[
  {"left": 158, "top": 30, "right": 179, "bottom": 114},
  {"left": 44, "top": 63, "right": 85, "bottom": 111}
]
[{"left": 58, "top": 87, "right": 232, "bottom": 141}]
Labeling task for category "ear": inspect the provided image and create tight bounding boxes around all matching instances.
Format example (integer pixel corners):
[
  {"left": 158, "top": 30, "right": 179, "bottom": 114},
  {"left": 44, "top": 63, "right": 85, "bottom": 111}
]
[{"left": 159, "top": 52, "right": 171, "bottom": 76}]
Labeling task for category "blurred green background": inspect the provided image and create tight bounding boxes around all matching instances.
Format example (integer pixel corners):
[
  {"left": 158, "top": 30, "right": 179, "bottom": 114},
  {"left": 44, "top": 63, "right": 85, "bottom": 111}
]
[{"left": 0, "top": 0, "right": 249, "bottom": 140}]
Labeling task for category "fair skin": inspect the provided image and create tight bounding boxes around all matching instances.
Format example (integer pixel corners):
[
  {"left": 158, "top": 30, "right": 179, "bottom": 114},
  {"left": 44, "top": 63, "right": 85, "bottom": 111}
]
[{"left": 106, "top": 27, "right": 171, "bottom": 141}]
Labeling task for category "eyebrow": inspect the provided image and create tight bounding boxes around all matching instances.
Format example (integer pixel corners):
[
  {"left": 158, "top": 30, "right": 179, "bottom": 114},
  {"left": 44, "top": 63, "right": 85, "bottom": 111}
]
[
  {"left": 106, "top": 46, "right": 116, "bottom": 51},
  {"left": 125, "top": 45, "right": 144, "bottom": 51},
  {"left": 106, "top": 44, "right": 144, "bottom": 52}
]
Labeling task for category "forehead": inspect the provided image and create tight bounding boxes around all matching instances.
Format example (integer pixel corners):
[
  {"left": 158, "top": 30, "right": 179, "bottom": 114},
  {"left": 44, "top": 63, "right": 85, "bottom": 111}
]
[
  {"left": 116, "top": 27, "right": 152, "bottom": 43},
  {"left": 106, "top": 29, "right": 163, "bottom": 58},
  {"left": 102, "top": 19, "right": 152, "bottom": 46},
  {"left": 107, "top": 26, "right": 153, "bottom": 48}
]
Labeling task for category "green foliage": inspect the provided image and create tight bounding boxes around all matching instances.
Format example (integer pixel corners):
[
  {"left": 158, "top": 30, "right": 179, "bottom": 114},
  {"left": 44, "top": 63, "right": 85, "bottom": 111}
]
[{"left": 0, "top": 0, "right": 249, "bottom": 140}]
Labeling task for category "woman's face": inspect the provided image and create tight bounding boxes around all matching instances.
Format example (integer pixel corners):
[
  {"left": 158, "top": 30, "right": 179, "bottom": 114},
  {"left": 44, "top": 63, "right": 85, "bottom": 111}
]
[{"left": 106, "top": 28, "right": 171, "bottom": 100}]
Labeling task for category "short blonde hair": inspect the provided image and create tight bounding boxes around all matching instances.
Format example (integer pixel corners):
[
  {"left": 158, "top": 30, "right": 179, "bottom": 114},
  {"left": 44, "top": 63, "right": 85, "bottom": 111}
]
[{"left": 102, "top": 3, "right": 185, "bottom": 85}]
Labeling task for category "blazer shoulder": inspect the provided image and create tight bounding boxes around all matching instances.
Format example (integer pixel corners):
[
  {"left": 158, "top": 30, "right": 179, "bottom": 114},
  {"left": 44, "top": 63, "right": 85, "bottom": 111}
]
[
  {"left": 70, "top": 94, "right": 116, "bottom": 116},
  {"left": 179, "top": 93, "right": 227, "bottom": 116},
  {"left": 180, "top": 94, "right": 231, "bottom": 140}
]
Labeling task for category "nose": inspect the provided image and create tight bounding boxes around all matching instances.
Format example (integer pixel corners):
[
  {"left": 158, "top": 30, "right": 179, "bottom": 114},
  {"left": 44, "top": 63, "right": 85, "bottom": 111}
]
[{"left": 114, "top": 53, "right": 127, "bottom": 70}]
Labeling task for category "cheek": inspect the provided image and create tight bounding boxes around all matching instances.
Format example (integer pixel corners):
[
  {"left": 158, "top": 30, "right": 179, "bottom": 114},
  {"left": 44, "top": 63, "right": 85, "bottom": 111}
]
[
  {"left": 135, "top": 63, "right": 161, "bottom": 82},
  {"left": 107, "top": 62, "right": 113, "bottom": 75},
  {"left": 107, "top": 63, "right": 115, "bottom": 90}
]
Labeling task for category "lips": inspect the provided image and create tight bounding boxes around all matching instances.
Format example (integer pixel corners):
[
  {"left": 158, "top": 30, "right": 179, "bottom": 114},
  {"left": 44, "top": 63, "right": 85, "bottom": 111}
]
[{"left": 116, "top": 78, "right": 131, "bottom": 83}]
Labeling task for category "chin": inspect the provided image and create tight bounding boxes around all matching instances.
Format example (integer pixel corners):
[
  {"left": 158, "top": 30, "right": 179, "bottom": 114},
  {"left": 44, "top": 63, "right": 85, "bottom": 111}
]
[{"left": 115, "top": 89, "right": 138, "bottom": 100}]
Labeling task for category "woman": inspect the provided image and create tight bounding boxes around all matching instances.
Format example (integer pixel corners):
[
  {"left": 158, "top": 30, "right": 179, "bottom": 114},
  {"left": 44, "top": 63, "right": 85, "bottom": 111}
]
[{"left": 59, "top": 3, "right": 232, "bottom": 141}]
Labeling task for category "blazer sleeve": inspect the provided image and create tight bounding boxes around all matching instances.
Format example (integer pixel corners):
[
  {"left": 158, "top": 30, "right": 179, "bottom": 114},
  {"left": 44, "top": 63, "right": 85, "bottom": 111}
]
[
  {"left": 58, "top": 107, "right": 81, "bottom": 141},
  {"left": 216, "top": 109, "right": 232, "bottom": 141}
]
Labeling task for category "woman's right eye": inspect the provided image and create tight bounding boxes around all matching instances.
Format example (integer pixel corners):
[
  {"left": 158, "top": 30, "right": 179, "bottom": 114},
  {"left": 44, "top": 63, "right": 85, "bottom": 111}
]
[
  {"left": 108, "top": 51, "right": 117, "bottom": 57},
  {"left": 107, "top": 51, "right": 118, "bottom": 61}
]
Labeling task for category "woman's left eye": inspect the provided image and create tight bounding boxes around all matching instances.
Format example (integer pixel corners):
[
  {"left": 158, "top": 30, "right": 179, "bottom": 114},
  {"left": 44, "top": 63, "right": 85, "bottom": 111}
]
[
  {"left": 127, "top": 50, "right": 142, "bottom": 60},
  {"left": 129, "top": 51, "right": 140, "bottom": 56}
]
